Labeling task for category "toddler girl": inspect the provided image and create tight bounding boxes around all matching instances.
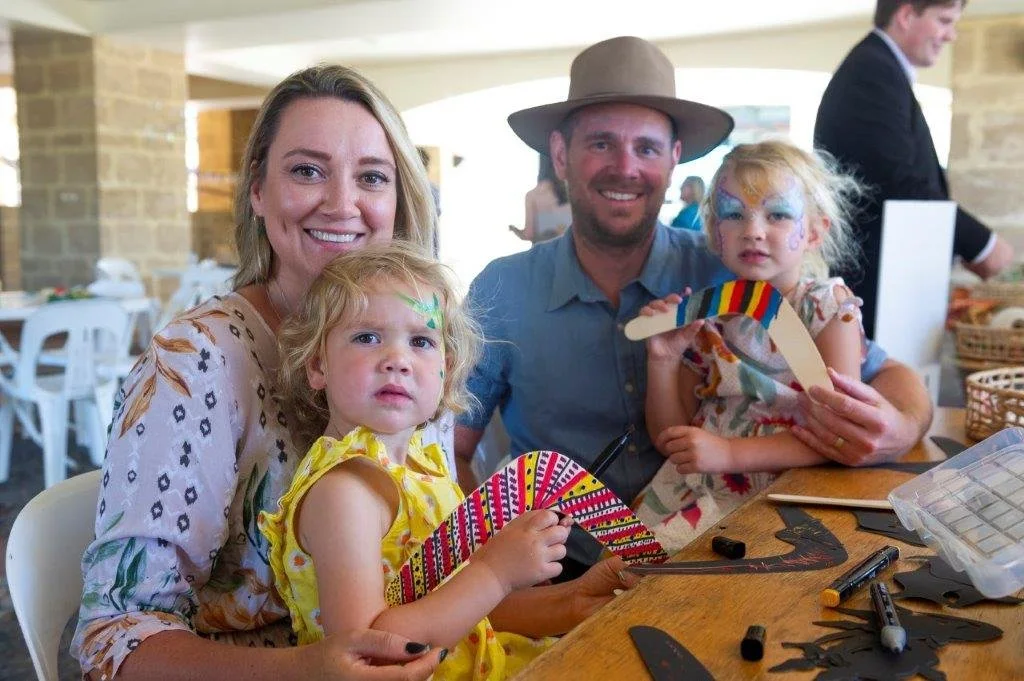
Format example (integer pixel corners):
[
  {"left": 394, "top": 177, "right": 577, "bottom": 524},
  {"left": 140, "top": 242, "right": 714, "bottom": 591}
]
[
  {"left": 634, "top": 141, "right": 867, "bottom": 553},
  {"left": 259, "top": 243, "right": 569, "bottom": 679}
]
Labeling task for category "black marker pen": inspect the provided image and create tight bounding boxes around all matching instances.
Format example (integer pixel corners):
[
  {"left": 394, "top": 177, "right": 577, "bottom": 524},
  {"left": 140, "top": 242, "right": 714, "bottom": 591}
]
[
  {"left": 820, "top": 545, "right": 900, "bottom": 607},
  {"left": 870, "top": 581, "right": 907, "bottom": 654}
]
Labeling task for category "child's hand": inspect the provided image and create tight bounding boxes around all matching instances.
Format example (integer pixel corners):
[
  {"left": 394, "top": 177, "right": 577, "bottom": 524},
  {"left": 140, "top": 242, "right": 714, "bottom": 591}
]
[
  {"left": 656, "top": 425, "right": 735, "bottom": 474},
  {"left": 473, "top": 509, "right": 570, "bottom": 593},
  {"left": 641, "top": 293, "right": 703, "bottom": 364}
]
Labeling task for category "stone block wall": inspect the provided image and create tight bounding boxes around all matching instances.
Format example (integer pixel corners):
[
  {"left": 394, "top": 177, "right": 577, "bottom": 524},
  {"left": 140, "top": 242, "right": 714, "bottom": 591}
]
[
  {"left": 949, "top": 15, "right": 1024, "bottom": 251},
  {"left": 1, "top": 206, "right": 20, "bottom": 289},
  {"left": 13, "top": 30, "right": 191, "bottom": 291}
]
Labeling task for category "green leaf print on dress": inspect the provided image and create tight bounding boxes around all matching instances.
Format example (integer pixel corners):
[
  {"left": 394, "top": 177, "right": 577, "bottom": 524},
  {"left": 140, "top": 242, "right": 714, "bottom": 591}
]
[{"left": 242, "top": 465, "right": 271, "bottom": 565}]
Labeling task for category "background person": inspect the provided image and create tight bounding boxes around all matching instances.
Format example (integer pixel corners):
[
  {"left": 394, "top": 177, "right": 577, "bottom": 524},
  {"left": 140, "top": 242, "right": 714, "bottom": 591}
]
[
  {"left": 814, "top": 0, "right": 1013, "bottom": 339},
  {"left": 670, "top": 175, "right": 704, "bottom": 231}
]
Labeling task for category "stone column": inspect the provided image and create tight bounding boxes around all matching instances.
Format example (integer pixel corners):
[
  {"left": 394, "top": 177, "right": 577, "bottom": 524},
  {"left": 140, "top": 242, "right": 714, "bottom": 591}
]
[
  {"left": 192, "top": 107, "right": 256, "bottom": 265},
  {"left": 948, "top": 15, "right": 1024, "bottom": 250},
  {"left": 12, "top": 29, "right": 190, "bottom": 291}
]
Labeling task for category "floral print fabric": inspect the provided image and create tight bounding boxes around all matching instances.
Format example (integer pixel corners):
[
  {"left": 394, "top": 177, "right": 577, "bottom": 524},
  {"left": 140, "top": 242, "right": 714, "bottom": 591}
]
[
  {"left": 70, "top": 292, "right": 453, "bottom": 679},
  {"left": 634, "top": 278, "right": 865, "bottom": 554}
]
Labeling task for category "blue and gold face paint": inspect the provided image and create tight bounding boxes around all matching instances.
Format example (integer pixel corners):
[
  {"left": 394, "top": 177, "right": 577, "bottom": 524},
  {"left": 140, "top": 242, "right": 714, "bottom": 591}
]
[{"left": 761, "top": 186, "right": 806, "bottom": 251}]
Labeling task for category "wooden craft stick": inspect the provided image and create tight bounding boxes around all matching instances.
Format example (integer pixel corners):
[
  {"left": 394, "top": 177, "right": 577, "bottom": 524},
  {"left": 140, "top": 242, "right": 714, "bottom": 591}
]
[{"left": 767, "top": 493, "right": 893, "bottom": 510}]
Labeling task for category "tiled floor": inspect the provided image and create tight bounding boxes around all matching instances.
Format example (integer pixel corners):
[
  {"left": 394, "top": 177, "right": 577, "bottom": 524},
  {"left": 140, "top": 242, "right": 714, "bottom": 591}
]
[{"left": 0, "top": 434, "right": 97, "bottom": 681}]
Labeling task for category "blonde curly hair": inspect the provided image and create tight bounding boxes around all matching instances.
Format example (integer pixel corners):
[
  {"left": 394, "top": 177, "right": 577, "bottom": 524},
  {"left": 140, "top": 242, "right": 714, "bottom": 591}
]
[
  {"left": 277, "top": 243, "right": 480, "bottom": 448},
  {"left": 701, "top": 140, "right": 865, "bottom": 281}
]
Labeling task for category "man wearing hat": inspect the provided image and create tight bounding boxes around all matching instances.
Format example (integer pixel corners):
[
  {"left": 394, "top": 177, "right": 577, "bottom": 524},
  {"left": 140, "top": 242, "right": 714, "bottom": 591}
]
[{"left": 455, "top": 36, "right": 933, "bottom": 569}]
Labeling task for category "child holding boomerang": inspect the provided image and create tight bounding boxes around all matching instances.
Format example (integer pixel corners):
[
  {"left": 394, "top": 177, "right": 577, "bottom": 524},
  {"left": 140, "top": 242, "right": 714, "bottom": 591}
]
[
  {"left": 259, "top": 244, "right": 572, "bottom": 680},
  {"left": 633, "top": 141, "right": 868, "bottom": 553}
]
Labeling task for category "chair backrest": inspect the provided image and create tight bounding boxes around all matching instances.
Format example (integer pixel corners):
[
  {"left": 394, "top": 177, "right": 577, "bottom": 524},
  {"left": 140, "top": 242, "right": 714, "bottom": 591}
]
[
  {"left": 14, "top": 300, "right": 130, "bottom": 397},
  {"left": 6, "top": 469, "right": 102, "bottom": 681},
  {"left": 94, "top": 257, "right": 142, "bottom": 284},
  {"left": 155, "top": 261, "right": 236, "bottom": 330}
]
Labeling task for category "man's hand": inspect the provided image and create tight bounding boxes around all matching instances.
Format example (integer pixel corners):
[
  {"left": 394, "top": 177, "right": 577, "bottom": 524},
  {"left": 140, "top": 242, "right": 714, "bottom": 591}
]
[
  {"left": 567, "top": 557, "right": 640, "bottom": 625},
  {"left": 792, "top": 367, "right": 926, "bottom": 466}
]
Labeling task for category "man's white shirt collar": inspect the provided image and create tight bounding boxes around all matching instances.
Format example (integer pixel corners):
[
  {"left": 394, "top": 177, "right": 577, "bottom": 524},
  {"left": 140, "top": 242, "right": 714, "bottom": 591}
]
[{"left": 873, "top": 28, "right": 917, "bottom": 83}]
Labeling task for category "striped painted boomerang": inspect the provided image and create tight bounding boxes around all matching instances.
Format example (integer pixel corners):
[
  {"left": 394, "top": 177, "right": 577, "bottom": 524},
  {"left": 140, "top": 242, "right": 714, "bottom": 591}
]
[
  {"left": 385, "top": 450, "right": 668, "bottom": 605},
  {"left": 624, "top": 279, "right": 832, "bottom": 392}
]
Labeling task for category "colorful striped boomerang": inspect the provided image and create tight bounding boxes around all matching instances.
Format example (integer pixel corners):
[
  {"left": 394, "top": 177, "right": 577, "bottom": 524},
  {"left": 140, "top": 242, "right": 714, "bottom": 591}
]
[
  {"left": 624, "top": 279, "right": 832, "bottom": 392},
  {"left": 385, "top": 450, "right": 668, "bottom": 605}
]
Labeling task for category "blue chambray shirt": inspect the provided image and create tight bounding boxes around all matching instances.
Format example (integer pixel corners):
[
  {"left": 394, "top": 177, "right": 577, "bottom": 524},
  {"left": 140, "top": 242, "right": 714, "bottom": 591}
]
[{"left": 460, "top": 224, "right": 887, "bottom": 549}]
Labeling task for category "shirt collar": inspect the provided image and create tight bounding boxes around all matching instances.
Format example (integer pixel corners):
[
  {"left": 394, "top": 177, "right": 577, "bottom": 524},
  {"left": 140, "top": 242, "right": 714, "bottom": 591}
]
[
  {"left": 873, "top": 28, "right": 917, "bottom": 84},
  {"left": 547, "top": 223, "right": 676, "bottom": 311}
]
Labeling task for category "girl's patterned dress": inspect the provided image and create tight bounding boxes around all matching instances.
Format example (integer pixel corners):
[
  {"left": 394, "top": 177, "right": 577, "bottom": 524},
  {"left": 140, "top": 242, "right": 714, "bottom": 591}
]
[
  {"left": 258, "top": 426, "right": 552, "bottom": 681},
  {"left": 634, "top": 278, "right": 865, "bottom": 554}
]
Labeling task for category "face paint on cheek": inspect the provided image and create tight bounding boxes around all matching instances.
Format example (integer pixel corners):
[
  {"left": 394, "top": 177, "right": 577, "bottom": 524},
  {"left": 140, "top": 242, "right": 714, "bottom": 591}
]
[
  {"left": 787, "top": 219, "right": 806, "bottom": 251},
  {"left": 762, "top": 186, "right": 806, "bottom": 252}
]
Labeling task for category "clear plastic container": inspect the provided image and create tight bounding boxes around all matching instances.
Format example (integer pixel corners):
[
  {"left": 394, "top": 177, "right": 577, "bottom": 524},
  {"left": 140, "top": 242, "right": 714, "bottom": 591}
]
[{"left": 889, "top": 427, "right": 1024, "bottom": 598}]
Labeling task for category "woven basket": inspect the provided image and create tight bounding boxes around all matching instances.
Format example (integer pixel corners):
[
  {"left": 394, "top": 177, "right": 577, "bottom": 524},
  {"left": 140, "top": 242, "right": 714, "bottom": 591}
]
[
  {"left": 965, "top": 366, "right": 1024, "bottom": 440},
  {"left": 955, "top": 320, "right": 1024, "bottom": 367},
  {"left": 972, "top": 280, "right": 1024, "bottom": 306}
]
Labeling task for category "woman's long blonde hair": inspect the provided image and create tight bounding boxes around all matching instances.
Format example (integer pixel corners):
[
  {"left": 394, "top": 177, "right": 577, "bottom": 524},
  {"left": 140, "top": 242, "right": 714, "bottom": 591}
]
[
  {"left": 277, "top": 243, "right": 480, "bottom": 448},
  {"left": 233, "top": 65, "right": 437, "bottom": 289},
  {"left": 702, "top": 140, "right": 865, "bottom": 280}
]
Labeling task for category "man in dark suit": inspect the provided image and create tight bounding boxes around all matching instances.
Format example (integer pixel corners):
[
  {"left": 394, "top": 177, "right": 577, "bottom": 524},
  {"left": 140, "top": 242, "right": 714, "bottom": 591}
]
[{"left": 814, "top": 0, "right": 1012, "bottom": 339}]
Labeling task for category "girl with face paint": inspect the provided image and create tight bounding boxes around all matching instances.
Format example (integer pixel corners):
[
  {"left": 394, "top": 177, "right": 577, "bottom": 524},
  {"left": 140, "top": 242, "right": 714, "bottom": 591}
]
[
  {"left": 633, "top": 141, "right": 867, "bottom": 554},
  {"left": 259, "top": 244, "right": 573, "bottom": 681}
]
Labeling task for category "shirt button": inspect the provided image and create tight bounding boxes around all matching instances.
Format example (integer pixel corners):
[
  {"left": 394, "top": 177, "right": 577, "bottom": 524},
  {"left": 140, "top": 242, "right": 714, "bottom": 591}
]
[
  {"left": 628, "top": 444, "right": 638, "bottom": 453},
  {"left": 617, "top": 323, "right": 624, "bottom": 331},
  {"left": 625, "top": 382, "right": 635, "bottom": 393}
]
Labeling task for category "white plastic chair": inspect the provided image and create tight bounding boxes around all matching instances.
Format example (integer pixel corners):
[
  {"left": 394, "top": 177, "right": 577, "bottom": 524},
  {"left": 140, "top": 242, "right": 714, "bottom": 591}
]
[
  {"left": 155, "top": 260, "right": 235, "bottom": 330},
  {"left": 0, "top": 300, "right": 129, "bottom": 487},
  {"left": 6, "top": 469, "right": 101, "bottom": 681}
]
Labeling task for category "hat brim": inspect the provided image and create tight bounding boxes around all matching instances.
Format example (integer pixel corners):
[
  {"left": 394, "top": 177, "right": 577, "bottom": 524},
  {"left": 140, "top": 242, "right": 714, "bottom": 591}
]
[{"left": 507, "top": 94, "right": 734, "bottom": 164}]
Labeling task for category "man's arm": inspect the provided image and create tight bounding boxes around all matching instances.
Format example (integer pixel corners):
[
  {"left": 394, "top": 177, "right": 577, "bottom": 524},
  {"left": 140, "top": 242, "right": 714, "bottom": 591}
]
[
  {"left": 965, "top": 232, "right": 1014, "bottom": 280},
  {"left": 454, "top": 424, "right": 485, "bottom": 494},
  {"left": 793, "top": 362, "right": 932, "bottom": 466}
]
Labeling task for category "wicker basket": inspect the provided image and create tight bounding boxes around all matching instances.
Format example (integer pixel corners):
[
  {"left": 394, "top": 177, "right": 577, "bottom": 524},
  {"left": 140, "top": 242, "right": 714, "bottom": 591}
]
[
  {"left": 965, "top": 366, "right": 1024, "bottom": 440},
  {"left": 972, "top": 280, "right": 1024, "bottom": 307},
  {"left": 955, "top": 320, "right": 1024, "bottom": 368}
]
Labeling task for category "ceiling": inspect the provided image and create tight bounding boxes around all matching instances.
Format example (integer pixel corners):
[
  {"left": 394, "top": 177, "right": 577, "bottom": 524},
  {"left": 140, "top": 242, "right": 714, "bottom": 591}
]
[{"left": 2, "top": 0, "right": 1022, "bottom": 87}]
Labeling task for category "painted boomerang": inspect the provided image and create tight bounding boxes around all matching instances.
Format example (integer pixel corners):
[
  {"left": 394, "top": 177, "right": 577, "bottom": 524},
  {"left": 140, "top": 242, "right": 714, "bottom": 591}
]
[
  {"left": 385, "top": 450, "right": 669, "bottom": 605},
  {"left": 628, "top": 505, "right": 847, "bottom": 575},
  {"left": 624, "top": 279, "right": 833, "bottom": 392}
]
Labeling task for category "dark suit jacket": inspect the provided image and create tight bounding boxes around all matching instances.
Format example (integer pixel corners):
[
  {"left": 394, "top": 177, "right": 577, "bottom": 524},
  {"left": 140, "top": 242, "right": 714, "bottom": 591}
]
[{"left": 814, "top": 31, "right": 991, "bottom": 338}]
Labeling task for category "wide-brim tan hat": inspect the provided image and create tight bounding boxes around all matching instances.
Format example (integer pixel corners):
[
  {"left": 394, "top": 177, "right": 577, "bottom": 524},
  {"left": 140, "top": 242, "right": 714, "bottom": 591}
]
[{"left": 508, "top": 36, "right": 734, "bottom": 164}]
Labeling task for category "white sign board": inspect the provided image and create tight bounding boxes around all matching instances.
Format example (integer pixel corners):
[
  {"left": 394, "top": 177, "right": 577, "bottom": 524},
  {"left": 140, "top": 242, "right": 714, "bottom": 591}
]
[{"left": 873, "top": 200, "right": 957, "bottom": 401}]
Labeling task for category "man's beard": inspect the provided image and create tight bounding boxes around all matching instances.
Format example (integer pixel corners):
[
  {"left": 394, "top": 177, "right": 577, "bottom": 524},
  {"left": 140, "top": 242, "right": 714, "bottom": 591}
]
[{"left": 565, "top": 171, "right": 665, "bottom": 250}]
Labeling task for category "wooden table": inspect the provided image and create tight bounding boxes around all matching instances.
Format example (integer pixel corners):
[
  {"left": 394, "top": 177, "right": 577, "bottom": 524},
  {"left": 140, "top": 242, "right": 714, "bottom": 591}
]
[{"left": 517, "top": 408, "right": 1022, "bottom": 680}]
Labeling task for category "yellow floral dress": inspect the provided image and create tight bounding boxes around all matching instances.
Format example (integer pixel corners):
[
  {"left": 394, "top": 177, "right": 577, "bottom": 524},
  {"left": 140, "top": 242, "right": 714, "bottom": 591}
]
[{"left": 258, "top": 426, "right": 553, "bottom": 680}]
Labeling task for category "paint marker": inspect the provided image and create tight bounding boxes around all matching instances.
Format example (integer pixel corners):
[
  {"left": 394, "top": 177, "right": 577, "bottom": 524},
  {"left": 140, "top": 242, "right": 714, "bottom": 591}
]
[
  {"left": 590, "top": 425, "right": 635, "bottom": 479},
  {"left": 712, "top": 535, "right": 746, "bottom": 559},
  {"left": 870, "top": 581, "right": 907, "bottom": 654},
  {"left": 740, "top": 625, "right": 766, "bottom": 661},
  {"left": 820, "top": 545, "right": 900, "bottom": 607}
]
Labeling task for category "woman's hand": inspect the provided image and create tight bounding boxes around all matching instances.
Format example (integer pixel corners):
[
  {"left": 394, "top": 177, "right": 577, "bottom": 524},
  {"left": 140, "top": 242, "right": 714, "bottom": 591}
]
[
  {"left": 474, "top": 510, "right": 571, "bottom": 593},
  {"left": 567, "top": 557, "right": 640, "bottom": 625},
  {"left": 656, "top": 425, "right": 735, "bottom": 473},
  {"left": 641, "top": 292, "right": 702, "bottom": 364},
  {"left": 792, "top": 366, "right": 926, "bottom": 466},
  {"left": 316, "top": 629, "right": 445, "bottom": 681}
]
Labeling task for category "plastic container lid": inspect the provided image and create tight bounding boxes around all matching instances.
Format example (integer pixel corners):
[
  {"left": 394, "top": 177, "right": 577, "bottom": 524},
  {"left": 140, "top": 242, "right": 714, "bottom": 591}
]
[{"left": 889, "top": 427, "right": 1024, "bottom": 599}]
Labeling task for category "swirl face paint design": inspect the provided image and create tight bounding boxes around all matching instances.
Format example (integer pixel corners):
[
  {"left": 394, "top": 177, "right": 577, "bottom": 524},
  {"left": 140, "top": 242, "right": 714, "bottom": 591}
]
[{"left": 761, "top": 187, "right": 806, "bottom": 252}]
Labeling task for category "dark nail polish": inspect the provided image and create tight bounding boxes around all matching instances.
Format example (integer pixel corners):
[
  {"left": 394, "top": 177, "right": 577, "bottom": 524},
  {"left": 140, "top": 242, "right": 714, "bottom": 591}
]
[
  {"left": 405, "top": 641, "right": 430, "bottom": 654},
  {"left": 438, "top": 648, "right": 449, "bottom": 662}
]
